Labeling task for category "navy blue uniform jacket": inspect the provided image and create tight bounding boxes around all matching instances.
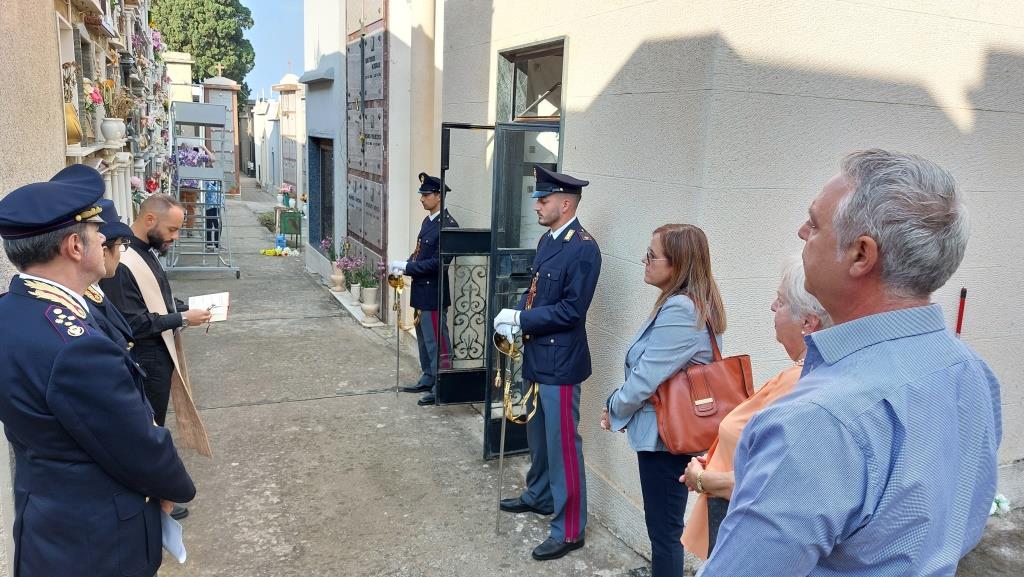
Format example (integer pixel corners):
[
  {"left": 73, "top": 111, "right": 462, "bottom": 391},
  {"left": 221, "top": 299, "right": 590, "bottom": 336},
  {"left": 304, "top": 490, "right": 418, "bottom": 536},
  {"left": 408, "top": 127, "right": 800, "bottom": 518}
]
[
  {"left": 406, "top": 210, "right": 459, "bottom": 311},
  {"left": 0, "top": 276, "right": 195, "bottom": 577},
  {"left": 518, "top": 220, "right": 602, "bottom": 384},
  {"left": 85, "top": 284, "right": 136, "bottom": 355}
]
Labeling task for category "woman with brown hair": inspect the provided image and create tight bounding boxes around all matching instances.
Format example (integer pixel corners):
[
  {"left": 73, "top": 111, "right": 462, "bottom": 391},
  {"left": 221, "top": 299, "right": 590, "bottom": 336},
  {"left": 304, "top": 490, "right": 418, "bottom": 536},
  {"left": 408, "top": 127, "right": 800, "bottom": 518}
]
[{"left": 600, "top": 223, "right": 726, "bottom": 577}]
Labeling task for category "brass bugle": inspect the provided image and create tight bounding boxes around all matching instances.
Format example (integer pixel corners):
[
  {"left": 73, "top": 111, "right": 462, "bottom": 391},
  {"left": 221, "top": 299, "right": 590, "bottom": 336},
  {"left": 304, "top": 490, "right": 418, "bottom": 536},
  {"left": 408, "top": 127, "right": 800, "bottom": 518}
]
[
  {"left": 492, "top": 331, "right": 522, "bottom": 360},
  {"left": 387, "top": 273, "right": 405, "bottom": 290}
]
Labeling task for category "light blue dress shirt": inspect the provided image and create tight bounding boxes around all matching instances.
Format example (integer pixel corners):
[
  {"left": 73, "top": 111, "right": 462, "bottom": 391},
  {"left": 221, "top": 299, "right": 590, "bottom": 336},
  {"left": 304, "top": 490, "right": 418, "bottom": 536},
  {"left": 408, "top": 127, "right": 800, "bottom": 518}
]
[
  {"left": 607, "top": 294, "right": 717, "bottom": 452},
  {"left": 698, "top": 304, "right": 1002, "bottom": 577}
]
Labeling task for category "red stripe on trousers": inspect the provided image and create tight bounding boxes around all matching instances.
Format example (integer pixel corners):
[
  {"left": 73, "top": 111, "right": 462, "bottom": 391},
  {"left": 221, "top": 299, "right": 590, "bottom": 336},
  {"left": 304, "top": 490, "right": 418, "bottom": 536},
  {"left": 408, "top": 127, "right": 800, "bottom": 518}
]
[
  {"left": 429, "top": 311, "right": 451, "bottom": 369},
  {"left": 560, "top": 385, "right": 580, "bottom": 541}
]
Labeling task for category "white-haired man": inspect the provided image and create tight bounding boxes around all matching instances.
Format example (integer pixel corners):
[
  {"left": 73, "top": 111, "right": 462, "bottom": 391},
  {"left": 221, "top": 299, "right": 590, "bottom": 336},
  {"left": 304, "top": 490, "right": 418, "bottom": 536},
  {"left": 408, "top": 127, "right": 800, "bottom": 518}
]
[{"left": 699, "top": 150, "right": 1002, "bottom": 576}]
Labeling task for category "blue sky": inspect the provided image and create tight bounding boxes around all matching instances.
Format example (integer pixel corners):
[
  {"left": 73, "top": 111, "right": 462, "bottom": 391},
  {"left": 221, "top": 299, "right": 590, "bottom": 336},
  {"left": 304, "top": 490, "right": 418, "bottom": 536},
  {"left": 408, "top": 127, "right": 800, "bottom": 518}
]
[{"left": 242, "top": 0, "right": 304, "bottom": 101}]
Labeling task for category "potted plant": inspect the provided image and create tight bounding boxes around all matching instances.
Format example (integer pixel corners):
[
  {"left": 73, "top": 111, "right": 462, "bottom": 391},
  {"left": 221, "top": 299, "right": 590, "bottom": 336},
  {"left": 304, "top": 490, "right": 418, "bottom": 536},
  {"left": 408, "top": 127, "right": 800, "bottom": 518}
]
[
  {"left": 322, "top": 236, "right": 345, "bottom": 291},
  {"left": 100, "top": 80, "right": 133, "bottom": 141},
  {"left": 359, "top": 260, "right": 385, "bottom": 319},
  {"left": 277, "top": 183, "right": 295, "bottom": 207},
  {"left": 338, "top": 254, "right": 365, "bottom": 301},
  {"left": 82, "top": 79, "right": 105, "bottom": 144}
]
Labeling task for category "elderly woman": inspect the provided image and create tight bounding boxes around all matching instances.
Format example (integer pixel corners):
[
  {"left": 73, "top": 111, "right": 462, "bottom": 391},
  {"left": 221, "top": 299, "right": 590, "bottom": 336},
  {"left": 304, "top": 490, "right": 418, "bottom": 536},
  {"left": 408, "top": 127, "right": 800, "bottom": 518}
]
[
  {"left": 600, "top": 223, "right": 726, "bottom": 577},
  {"left": 680, "top": 260, "right": 832, "bottom": 559}
]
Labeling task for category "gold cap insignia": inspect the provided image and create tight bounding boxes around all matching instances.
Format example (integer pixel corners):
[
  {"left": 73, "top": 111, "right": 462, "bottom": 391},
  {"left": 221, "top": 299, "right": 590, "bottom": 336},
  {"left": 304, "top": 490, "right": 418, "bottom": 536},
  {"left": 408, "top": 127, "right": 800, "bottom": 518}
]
[{"left": 74, "top": 206, "right": 102, "bottom": 222}]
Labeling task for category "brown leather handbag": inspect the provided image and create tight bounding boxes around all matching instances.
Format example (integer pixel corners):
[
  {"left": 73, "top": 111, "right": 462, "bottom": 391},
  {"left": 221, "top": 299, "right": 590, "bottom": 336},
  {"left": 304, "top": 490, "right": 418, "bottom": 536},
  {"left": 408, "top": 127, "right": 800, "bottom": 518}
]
[{"left": 649, "top": 324, "right": 755, "bottom": 455}]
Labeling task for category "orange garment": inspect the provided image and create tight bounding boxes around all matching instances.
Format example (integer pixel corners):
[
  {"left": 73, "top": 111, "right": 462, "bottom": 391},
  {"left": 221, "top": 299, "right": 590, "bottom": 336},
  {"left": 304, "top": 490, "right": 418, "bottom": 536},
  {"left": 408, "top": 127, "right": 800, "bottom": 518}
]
[{"left": 681, "top": 364, "right": 802, "bottom": 559}]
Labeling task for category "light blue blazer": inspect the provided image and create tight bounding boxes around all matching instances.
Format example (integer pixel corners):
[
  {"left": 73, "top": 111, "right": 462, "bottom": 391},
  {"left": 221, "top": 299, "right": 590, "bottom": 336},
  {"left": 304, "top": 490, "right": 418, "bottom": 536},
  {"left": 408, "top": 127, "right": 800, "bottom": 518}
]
[{"left": 606, "top": 294, "right": 719, "bottom": 452}]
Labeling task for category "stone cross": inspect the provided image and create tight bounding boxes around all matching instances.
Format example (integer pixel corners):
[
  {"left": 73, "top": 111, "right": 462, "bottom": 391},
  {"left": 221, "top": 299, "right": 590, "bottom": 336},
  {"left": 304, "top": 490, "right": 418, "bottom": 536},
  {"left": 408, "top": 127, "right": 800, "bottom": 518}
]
[{"left": 215, "top": 63, "right": 224, "bottom": 76}]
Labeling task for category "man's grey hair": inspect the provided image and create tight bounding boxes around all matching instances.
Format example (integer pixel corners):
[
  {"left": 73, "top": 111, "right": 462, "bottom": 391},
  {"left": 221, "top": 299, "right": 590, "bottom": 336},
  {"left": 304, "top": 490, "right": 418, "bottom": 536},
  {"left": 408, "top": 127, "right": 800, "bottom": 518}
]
[
  {"left": 780, "top": 258, "right": 833, "bottom": 329},
  {"left": 835, "top": 149, "right": 969, "bottom": 298},
  {"left": 2, "top": 223, "right": 91, "bottom": 270}
]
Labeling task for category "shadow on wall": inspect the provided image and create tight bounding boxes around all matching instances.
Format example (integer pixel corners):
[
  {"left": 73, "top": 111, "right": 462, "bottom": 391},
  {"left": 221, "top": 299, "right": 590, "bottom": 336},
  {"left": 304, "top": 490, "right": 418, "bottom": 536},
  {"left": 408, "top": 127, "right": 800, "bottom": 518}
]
[{"left": 532, "top": 32, "right": 1023, "bottom": 560}]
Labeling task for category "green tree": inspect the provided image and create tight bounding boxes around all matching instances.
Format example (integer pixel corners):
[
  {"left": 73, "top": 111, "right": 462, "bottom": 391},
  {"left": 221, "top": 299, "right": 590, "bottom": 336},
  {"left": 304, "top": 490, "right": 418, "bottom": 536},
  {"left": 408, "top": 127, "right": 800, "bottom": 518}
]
[{"left": 152, "top": 0, "right": 255, "bottom": 100}]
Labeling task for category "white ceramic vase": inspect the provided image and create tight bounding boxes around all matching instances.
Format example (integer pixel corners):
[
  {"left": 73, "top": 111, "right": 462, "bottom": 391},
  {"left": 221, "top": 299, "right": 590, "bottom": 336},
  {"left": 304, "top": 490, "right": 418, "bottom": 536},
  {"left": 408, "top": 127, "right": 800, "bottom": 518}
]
[
  {"left": 101, "top": 117, "right": 126, "bottom": 142},
  {"left": 360, "top": 287, "right": 380, "bottom": 318}
]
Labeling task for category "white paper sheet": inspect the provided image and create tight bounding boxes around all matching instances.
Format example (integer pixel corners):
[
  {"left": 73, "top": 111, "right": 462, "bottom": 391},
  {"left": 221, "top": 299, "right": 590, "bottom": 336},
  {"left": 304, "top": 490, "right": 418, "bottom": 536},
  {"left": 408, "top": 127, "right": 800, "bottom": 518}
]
[
  {"left": 187, "top": 292, "right": 230, "bottom": 322},
  {"left": 161, "top": 510, "right": 187, "bottom": 563}
]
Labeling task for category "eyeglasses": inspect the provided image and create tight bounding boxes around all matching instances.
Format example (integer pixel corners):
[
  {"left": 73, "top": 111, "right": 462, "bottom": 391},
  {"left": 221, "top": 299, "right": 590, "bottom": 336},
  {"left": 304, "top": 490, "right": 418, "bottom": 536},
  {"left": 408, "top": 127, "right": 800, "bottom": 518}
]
[
  {"left": 641, "top": 249, "right": 668, "bottom": 266},
  {"left": 105, "top": 238, "right": 132, "bottom": 253}
]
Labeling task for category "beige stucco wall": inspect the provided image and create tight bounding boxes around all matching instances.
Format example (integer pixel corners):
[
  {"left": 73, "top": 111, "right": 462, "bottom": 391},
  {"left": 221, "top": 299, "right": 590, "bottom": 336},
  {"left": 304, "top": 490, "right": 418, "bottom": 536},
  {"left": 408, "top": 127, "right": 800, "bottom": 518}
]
[
  {"left": 0, "top": 2, "right": 67, "bottom": 573},
  {"left": 442, "top": 0, "right": 1024, "bottom": 558}
]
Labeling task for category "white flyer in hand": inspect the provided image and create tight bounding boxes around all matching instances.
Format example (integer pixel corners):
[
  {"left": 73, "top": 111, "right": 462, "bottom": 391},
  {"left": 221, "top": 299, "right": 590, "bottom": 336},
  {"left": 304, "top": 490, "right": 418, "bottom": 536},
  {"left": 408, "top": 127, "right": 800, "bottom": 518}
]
[
  {"left": 161, "top": 510, "right": 187, "bottom": 563},
  {"left": 188, "top": 292, "right": 230, "bottom": 322}
]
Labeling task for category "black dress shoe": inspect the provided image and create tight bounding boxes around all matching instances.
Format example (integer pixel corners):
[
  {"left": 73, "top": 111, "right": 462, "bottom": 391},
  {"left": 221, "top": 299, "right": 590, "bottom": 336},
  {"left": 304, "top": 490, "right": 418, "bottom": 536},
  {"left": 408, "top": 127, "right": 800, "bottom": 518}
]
[
  {"left": 402, "top": 382, "right": 431, "bottom": 393},
  {"left": 532, "top": 537, "right": 581, "bottom": 561},
  {"left": 499, "top": 497, "right": 553, "bottom": 515},
  {"left": 417, "top": 393, "right": 436, "bottom": 406},
  {"left": 532, "top": 536, "right": 584, "bottom": 561},
  {"left": 170, "top": 504, "right": 189, "bottom": 520}
]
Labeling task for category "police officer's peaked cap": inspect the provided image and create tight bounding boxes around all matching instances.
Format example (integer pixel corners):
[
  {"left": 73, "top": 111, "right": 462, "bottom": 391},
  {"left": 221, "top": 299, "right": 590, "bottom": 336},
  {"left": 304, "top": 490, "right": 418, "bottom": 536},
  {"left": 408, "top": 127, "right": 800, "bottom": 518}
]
[
  {"left": 532, "top": 164, "right": 589, "bottom": 198},
  {"left": 97, "top": 199, "right": 133, "bottom": 241},
  {"left": 0, "top": 165, "right": 106, "bottom": 240},
  {"left": 418, "top": 172, "right": 451, "bottom": 194}
]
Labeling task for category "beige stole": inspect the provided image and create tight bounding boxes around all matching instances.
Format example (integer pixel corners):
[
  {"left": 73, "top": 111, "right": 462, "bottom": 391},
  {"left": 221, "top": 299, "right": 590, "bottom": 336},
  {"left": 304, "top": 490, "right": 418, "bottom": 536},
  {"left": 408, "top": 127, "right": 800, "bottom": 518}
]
[{"left": 121, "top": 247, "right": 213, "bottom": 457}]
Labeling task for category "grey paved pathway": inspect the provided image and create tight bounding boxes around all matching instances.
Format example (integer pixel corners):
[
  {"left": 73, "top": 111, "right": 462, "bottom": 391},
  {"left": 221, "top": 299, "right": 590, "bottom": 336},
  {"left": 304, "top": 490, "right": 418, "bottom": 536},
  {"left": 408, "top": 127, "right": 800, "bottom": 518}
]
[{"left": 157, "top": 178, "right": 649, "bottom": 576}]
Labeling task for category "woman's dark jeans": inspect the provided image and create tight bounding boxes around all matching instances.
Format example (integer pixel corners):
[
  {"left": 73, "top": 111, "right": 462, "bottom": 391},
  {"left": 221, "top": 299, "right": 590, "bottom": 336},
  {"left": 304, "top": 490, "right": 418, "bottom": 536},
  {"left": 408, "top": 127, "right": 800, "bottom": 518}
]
[{"left": 637, "top": 450, "right": 692, "bottom": 577}]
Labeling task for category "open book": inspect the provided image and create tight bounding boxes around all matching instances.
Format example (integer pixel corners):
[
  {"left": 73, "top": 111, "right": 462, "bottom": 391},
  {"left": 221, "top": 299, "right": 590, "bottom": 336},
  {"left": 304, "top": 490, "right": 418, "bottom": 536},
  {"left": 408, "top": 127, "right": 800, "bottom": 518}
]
[{"left": 187, "top": 292, "right": 230, "bottom": 322}]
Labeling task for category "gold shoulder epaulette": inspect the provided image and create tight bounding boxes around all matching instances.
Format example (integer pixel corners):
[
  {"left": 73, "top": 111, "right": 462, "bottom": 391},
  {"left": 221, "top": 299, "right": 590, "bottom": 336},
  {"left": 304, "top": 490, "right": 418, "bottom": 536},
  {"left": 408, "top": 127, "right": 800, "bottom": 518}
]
[
  {"left": 84, "top": 285, "right": 104, "bottom": 304},
  {"left": 23, "top": 279, "right": 87, "bottom": 318},
  {"left": 45, "top": 305, "right": 87, "bottom": 338}
]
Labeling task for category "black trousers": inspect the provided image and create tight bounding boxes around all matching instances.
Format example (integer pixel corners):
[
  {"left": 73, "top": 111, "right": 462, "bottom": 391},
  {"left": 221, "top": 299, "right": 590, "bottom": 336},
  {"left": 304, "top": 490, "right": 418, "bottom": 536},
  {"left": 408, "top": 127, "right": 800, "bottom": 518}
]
[
  {"left": 707, "top": 496, "right": 730, "bottom": 556},
  {"left": 205, "top": 206, "right": 221, "bottom": 246},
  {"left": 136, "top": 344, "right": 174, "bottom": 426},
  {"left": 637, "top": 450, "right": 691, "bottom": 577}
]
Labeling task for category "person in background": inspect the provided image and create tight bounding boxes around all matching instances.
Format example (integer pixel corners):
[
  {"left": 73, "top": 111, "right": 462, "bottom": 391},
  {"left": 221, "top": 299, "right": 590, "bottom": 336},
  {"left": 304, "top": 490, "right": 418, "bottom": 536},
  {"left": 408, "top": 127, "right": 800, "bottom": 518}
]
[
  {"left": 600, "top": 223, "right": 725, "bottom": 577},
  {"left": 101, "top": 194, "right": 213, "bottom": 520},
  {"left": 697, "top": 149, "right": 1001, "bottom": 576},
  {"left": 390, "top": 172, "right": 459, "bottom": 406},
  {"left": 84, "top": 199, "right": 136, "bottom": 350},
  {"left": 681, "top": 259, "right": 831, "bottom": 559}
]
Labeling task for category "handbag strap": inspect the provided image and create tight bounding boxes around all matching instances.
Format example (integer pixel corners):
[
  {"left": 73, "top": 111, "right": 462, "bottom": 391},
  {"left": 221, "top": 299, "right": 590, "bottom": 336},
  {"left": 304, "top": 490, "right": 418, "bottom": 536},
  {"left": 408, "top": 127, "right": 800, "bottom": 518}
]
[{"left": 705, "top": 321, "right": 722, "bottom": 361}]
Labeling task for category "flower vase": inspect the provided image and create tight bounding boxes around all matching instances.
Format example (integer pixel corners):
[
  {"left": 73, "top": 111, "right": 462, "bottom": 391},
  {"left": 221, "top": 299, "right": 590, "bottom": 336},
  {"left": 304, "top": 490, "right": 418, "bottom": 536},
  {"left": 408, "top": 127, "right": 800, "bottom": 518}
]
[
  {"left": 329, "top": 266, "right": 346, "bottom": 292},
  {"left": 360, "top": 287, "right": 380, "bottom": 318},
  {"left": 276, "top": 193, "right": 285, "bottom": 206},
  {"left": 348, "top": 283, "right": 361, "bottom": 301},
  {"left": 92, "top": 104, "right": 106, "bottom": 145},
  {"left": 101, "top": 118, "right": 126, "bottom": 142}
]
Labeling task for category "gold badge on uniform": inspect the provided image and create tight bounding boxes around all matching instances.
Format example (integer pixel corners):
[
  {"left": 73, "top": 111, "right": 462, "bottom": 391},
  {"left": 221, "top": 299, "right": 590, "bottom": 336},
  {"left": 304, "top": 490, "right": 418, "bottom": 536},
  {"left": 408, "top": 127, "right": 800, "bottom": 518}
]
[
  {"left": 67, "top": 325, "right": 84, "bottom": 337},
  {"left": 564, "top": 229, "right": 575, "bottom": 241}
]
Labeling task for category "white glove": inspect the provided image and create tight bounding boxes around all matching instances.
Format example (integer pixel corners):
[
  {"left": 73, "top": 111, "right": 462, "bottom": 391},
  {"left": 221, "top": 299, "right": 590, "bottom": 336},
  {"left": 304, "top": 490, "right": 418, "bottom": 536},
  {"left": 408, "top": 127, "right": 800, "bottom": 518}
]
[
  {"left": 493, "top": 308, "right": 521, "bottom": 332},
  {"left": 389, "top": 260, "right": 407, "bottom": 274},
  {"left": 496, "top": 323, "right": 517, "bottom": 340}
]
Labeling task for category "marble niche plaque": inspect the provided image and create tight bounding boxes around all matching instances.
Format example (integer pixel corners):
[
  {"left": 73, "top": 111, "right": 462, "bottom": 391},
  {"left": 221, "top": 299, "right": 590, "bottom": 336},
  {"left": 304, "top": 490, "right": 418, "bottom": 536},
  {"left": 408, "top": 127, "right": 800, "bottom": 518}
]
[
  {"left": 346, "top": 107, "right": 384, "bottom": 175},
  {"left": 345, "top": 29, "right": 385, "bottom": 103},
  {"left": 346, "top": 175, "right": 384, "bottom": 249}
]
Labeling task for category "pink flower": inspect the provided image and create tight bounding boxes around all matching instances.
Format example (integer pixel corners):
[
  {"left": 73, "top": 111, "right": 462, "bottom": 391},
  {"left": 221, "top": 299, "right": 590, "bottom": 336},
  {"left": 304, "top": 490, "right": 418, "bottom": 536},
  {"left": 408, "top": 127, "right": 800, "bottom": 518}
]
[{"left": 89, "top": 86, "right": 103, "bottom": 104}]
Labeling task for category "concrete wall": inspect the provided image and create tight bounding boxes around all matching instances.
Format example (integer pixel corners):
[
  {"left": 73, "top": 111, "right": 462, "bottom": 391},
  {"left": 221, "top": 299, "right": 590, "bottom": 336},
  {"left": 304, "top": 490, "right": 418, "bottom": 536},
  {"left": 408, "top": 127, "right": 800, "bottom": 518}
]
[
  {"left": 0, "top": 2, "right": 67, "bottom": 573},
  {"left": 302, "top": 0, "right": 347, "bottom": 279},
  {"left": 441, "top": 0, "right": 1024, "bottom": 557}
]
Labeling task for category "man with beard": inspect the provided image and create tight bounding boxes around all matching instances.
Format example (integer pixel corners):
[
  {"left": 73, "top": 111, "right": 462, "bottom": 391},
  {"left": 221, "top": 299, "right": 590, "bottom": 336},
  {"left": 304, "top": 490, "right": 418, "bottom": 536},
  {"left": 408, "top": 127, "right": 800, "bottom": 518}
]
[{"left": 101, "top": 194, "right": 212, "bottom": 520}]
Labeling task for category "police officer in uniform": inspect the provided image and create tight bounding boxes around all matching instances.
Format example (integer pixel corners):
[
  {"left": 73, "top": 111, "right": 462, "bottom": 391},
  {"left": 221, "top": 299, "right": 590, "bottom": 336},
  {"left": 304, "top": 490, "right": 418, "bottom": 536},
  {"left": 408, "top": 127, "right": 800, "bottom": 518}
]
[
  {"left": 85, "top": 199, "right": 136, "bottom": 349},
  {"left": 390, "top": 173, "right": 459, "bottom": 406},
  {"left": 493, "top": 164, "right": 602, "bottom": 560},
  {"left": 0, "top": 165, "right": 195, "bottom": 577}
]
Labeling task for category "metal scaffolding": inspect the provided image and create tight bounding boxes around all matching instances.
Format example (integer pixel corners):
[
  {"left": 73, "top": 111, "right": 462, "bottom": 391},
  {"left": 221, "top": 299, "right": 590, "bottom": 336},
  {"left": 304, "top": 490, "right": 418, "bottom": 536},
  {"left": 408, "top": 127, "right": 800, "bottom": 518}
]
[{"left": 165, "top": 101, "right": 240, "bottom": 279}]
